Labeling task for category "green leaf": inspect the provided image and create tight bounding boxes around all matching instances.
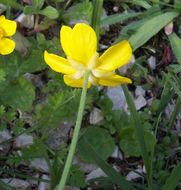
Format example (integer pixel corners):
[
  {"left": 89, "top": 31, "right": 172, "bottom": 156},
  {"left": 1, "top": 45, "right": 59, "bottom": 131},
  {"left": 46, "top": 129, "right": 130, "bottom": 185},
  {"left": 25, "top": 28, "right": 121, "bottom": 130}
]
[
  {"left": 63, "top": 0, "right": 92, "bottom": 24},
  {"left": 119, "top": 127, "right": 156, "bottom": 157},
  {"left": 168, "top": 33, "right": 181, "bottom": 64},
  {"left": 23, "top": 5, "right": 37, "bottom": 15},
  {"left": 101, "top": 12, "right": 140, "bottom": 26},
  {"left": 32, "top": 0, "right": 44, "bottom": 10},
  {"left": 127, "top": 0, "right": 152, "bottom": 9},
  {"left": 129, "top": 11, "right": 179, "bottom": 51},
  {"left": 0, "top": 77, "right": 35, "bottom": 111},
  {"left": 78, "top": 127, "right": 115, "bottom": 162},
  {"left": 80, "top": 138, "right": 136, "bottom": 190},
  {"left": 0, "top": 0, "right": 23, "bottom": 10},
  {"left": 175, "top": 0, "right": 181, "bottom": 11},
  {"left": 69, "top": 165, "right": 86, "bottom": 188},
  {"left": 19, "top": 49, "right": 46, "bottom": 74},
  {"left": 40, "top": 6, "right": 59, "bottom": 19},
  {"left": 0, "top": 105, "right": 5, "bottom": 117},
  {"left": 36, "top": 90, "right": 81, "bottom": 136},
  {"left": 162, "top": 164, "right": 181, "bottom": 190},
  {"left": 22, "top": 138, "right": 48, "bottom": 160},
  {"left": 0, "top": 69, "right": 6, "bottom": 83}
]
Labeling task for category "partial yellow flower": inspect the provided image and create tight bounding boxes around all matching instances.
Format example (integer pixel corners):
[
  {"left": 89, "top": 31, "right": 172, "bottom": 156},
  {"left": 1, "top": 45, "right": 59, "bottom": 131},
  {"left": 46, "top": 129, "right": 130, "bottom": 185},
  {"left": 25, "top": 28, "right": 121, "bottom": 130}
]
[
  {"left": 0, "top": 15, "right": 17, "bottom": 55},
  {"left": 44, "top": 23, "right": 132, "bottom": 88}
]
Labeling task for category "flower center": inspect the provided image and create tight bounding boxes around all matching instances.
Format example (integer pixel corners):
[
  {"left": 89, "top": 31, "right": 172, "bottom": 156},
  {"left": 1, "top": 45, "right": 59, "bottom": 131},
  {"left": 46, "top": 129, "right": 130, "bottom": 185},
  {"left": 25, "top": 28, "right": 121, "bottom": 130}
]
[
  {"left": 67, "top": 53, "right": 99, "bottom": 82},
  {"left": 67, "top": 53, "right": 113, "bottom": 85}
]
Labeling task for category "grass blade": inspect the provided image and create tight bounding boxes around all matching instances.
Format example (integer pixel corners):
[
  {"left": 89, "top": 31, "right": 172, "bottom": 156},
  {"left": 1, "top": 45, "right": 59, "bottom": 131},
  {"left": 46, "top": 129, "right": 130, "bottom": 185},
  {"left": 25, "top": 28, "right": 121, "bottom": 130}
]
[
  {"left": 91, "top": 0, "right": 103, "bottom": 42},
  {"left": 101, "top": 12, "right": 140, "bottom": 26},
  {"left": 168, "top": 32, "right": 181, "bottom": 64},
  {"left": 129, "top": 11, "right": 179, "bottom": 50},
  {"left": 122, "top": 85, "right": 153, "bottom": 190},
  {"left": 162, "top": 164, "right": 181, "bottom": 190}
]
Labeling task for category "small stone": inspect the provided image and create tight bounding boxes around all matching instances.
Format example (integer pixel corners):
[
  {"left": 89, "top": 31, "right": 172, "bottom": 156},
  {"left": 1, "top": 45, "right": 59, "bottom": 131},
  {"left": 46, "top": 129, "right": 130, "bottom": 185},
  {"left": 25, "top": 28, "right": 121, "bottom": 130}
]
[
  {"left": 126, "top": 166, "right": 144, "bottom": 181},
  {"left": 23, "top": 0, "right": 32, "bottom": 4},
  {"left": 13, "top": 31, "right": 31, "bottom": 56},
  {"left": 135, "top": 86, "right": 146, "bottom": 97},
  {"left": 165, "top": 102, "right": 174, "bottom": 118},
  {"left": 147, "top": 98, "right": 153, "bottom": 106},
  {"left": 113, "top": 6, "right": 119, "bottom": 12},
  {"left": 30, "top": 158, "right": 49, "bottom": 173},
  {"left": 28, "top": 174, "right": 39, "bottom": 188},
  {"left": 14, "top": 133, "right": 33, "bottom": 148},
  {"left": 111, "top": 146, "right": 123, "bottom": 160},
  {"left": 89, "top": 107, "right": 103, "bottom": 124},
  {"left": 15, "top": 13, "right": 34, "bottom": 29},
  {"left": 73, "top": 157, "right": 98, "bottom": 173},
  {"left": 126, "top": 171, "right": 142, "bottom": 181},
  {"left": 38, "top": 175, "right": 50, "bottom": 190},
  {"left": 148, "top": 56, "right": 156, "bottom": 70},
  {"left": 164, "top": 22, "right": 173, "bottom": 35},
  {"left": 64, "top": 186, "right": 80, "bottom": 190},
  {"left": 1, "top": 178, "right": 30, "bottom": 190},
  {"left": 86, "top": 168, "right": 107, "bottom": 181},
  {"left": 119, "top": 54, "right": 135, "bottom": 74},
  {"left": 134, "top": 95, "right": 147, "bottom": 110},
  {"left": 0, "top": 130, "right": 11, "bottom": 156},
  {"left": 176, "top": 113, "right": 181, "bottom": 132},
  {"left": 0, "top": 4, "right": 6, "bottom": 14},
  {"left": 106, "top": 86, "right": 127, "bottom": 110},
  {"left": 47, "top": 122, "right": 72, "bottom": 150}
]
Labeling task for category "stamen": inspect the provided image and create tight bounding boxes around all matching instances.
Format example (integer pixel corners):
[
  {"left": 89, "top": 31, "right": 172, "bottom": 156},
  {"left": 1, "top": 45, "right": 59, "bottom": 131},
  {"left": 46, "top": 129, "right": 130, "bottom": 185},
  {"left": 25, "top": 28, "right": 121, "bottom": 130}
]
[
  {"left": 68, "top": 57, "right": 85, "bottom": 71},
  {"left": 92, "top": 69, "right": 114, "bottom": 78},
  {"left": 70, "top": 71, "right": 84, "bottom": 79},
  {"left": 87, "top": 52, "right": 99, "bottom": 70},
  {"left": 89, "top": 74, "right": 98, "bottom": 85}
]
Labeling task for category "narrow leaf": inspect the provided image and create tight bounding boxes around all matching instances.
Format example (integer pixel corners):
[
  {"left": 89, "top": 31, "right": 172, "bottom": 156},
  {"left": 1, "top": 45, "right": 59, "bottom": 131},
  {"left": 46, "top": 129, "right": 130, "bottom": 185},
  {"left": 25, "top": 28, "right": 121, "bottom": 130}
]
[
  {"left": 0, "top": 0, "right": 23, "bottom": 10},
  {"left": 101, "top": 12, "right": 140, "bottom": 26},
  {"left": 162, "top": 164, "right": 181, "bottom": 190},
  {"left": 91, "top": 0, "right": 103, "bottom": 42},
  {"left": 129, "top": 11, "right": 179, "bottom": 50},
  {"left": 168, "top": 32, "right": 181, "bottom": 64},
  {"left": 122, "top": 85, "right": 152, "bottom": 188}
]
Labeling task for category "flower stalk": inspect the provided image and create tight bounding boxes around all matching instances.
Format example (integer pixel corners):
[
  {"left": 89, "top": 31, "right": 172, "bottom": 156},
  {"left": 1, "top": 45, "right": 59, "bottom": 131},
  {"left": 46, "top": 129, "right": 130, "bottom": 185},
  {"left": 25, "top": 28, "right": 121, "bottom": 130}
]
[{"left": 57, "top": 70, "right": 91, "bottom": 190}]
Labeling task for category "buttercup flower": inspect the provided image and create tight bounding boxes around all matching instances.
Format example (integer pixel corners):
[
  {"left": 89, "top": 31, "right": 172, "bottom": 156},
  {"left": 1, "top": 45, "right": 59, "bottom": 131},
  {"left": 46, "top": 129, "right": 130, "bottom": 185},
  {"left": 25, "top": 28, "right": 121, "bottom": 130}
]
[
  {"left": 0, "top": 15, "right": 17, "bottom": 55},
  {"left": 44, "top": 23, "right": 132, "bottom": 88}
]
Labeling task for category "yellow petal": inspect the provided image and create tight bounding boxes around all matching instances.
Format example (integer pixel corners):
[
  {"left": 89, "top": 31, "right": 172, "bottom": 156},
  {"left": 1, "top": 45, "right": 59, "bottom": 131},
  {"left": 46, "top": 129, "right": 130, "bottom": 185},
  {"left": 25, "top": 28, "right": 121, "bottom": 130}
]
[
  {"left": 0, "top": 15, "right": 17, "bottom": 37},
  {"left": 64, "top": 75, "right": 91, "bottom": 88},
  {"left": 0, "top": 38, "right": 15, "bottom": 55},
  {"left": 97, "top": 40, "right": 132, "bottom": 71},
  {"left": 60, "top": 25, "right": 73, "bottom": 58},
  {"left": 60, "top": 23, "right": 97, "bottom": 65},
  {"left": 44, "top": 51, "right": 76, "bottom": 74},
  {"left": 98, "top": 74, "right": 132, "bottom": 86}
]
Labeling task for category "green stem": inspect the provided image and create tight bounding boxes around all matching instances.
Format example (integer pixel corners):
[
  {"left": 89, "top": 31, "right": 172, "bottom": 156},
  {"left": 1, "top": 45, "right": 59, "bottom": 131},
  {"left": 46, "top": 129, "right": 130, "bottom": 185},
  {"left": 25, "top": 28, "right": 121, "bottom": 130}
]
[
  {"left": 122, "top": 85, "right": 153, "bottom": 190},
  {"left": 57, "top": 70, "right": 90, "bottom": 190}
]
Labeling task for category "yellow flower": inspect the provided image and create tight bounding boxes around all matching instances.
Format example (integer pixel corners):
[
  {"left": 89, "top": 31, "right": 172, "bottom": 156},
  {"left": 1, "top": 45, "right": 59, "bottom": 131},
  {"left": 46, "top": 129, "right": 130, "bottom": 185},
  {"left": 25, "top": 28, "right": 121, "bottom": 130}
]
[
  {"left": 0, "top": 15, "right": 17, "bottom": 55},
  {"left": 44, "top": 23, "right": 132, "bottom": 88}
]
